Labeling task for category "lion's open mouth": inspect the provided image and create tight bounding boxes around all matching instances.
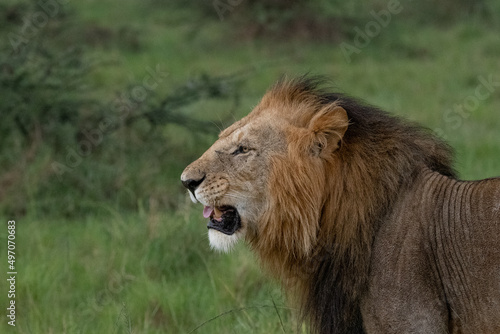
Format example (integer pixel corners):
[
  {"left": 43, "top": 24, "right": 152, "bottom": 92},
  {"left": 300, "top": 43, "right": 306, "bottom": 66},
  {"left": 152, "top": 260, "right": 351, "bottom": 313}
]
[{"left": 203, "top": 205, "right": 241, "bottom": 235}]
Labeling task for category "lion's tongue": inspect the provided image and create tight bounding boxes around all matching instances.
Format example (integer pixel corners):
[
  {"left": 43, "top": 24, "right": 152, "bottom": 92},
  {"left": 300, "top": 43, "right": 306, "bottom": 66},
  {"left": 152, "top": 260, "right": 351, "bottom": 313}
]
[{"left": 203, "top": 206, "right": 214, "bottom": 218}]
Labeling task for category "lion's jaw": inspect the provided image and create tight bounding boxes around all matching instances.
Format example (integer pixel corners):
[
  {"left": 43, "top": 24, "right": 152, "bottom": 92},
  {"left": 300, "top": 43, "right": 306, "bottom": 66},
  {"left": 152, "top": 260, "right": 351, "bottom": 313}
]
[{"left": 181, "top": 117, "right": 285, "bottom": 252}]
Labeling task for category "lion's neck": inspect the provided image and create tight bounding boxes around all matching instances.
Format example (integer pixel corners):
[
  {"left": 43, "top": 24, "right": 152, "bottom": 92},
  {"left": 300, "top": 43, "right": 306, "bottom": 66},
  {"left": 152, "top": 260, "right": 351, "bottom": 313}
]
[{"left": 285, "top": 145, "right": 423, "bottom": 334}]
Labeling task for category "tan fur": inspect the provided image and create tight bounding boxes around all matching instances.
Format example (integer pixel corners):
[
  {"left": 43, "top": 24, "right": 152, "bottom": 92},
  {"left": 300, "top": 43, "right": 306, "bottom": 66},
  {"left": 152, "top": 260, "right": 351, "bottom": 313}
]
[{"left": 181, "top": 76, "right": 500, "bottom": 334}]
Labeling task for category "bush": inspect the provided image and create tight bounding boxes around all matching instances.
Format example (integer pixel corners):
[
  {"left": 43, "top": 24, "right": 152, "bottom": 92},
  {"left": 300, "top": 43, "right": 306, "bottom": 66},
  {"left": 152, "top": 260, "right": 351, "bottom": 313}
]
[
  {"left": 170, "top": 0, "right": 496, "bottom": 40},
  {"left": 0, "top": 2, "right": 245, "bottom": 217}
]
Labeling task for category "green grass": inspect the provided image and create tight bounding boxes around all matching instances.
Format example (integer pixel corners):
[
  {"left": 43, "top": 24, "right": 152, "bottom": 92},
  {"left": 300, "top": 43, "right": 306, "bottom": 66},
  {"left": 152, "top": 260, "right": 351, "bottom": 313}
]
[
  {"left": 1, "top": 1, "right": 499, "bottom": 333},
  {"left": 0, "top": 208, "right": 297, "bottom": 334}
]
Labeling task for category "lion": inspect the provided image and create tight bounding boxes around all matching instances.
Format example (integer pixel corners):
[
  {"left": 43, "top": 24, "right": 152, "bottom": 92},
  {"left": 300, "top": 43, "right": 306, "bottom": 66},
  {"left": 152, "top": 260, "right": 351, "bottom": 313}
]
[{"left": 181, "top": 76, "right": 500, "bottom": 334}]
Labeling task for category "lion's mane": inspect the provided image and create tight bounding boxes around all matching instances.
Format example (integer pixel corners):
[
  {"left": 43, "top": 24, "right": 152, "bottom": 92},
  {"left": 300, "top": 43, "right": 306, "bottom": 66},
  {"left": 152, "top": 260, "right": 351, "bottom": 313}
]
[{"left": 249, "top": 77, "right": 456, "bottom": 334}]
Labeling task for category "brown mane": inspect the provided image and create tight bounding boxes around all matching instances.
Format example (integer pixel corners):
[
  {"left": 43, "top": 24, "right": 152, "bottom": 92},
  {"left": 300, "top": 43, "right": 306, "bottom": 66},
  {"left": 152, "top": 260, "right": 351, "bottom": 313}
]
[{"left": 249, "top": 77, "right": 456, "bottom": 334}]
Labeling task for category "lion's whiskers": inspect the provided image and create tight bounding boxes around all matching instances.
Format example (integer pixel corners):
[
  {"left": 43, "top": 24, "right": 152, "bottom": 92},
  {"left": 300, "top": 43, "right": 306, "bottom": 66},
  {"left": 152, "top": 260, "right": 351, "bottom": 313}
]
[{"left": 224, "top": 192, "right": 256, "bottom": 202}]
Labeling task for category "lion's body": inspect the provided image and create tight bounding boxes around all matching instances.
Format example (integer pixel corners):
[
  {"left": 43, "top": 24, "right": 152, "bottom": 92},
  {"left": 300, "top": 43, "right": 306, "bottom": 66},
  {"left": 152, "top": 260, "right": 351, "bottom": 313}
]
[
  {"left": 181, "top": 77, "right": 500, "bottom": 333},
  {"left": 363, "top": 171, "right": 500, "bottom": 333}
]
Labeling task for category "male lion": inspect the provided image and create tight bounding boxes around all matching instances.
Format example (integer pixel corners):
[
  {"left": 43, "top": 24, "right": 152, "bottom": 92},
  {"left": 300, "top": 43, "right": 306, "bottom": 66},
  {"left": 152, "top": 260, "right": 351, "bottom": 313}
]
[{"left": 181, "top": 76, "right": 500, "bottom": 334}]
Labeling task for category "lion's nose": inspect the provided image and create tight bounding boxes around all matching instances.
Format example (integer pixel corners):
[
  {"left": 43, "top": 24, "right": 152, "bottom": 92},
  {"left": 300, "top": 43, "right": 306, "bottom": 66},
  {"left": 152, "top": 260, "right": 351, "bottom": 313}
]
[{"left": 181, "top": 175, "right": 206, "bottom": 194}]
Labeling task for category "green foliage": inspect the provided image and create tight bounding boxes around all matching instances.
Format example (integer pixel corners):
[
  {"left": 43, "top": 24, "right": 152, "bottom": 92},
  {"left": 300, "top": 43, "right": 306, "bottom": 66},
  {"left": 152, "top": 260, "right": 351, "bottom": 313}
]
[
  {"left": 0, "top": 2, "right": 245, "bottom": 217},
  {"left": 170, "top": 0, "right": 498, "bottom": 40},
  {"left": 0, "top": 45, "right": 97, "bottom": 153},
  {"left": 125, "top": 72, "right": 243, "bottom": 130},
  {"left": 0, "top": 211, "right": 296, "bottom": 334}
]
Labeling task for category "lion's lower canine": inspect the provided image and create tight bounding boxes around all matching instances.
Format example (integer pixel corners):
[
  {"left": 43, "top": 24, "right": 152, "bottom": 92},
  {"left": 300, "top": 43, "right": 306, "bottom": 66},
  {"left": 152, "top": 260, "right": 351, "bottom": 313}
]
[{"left": 181, "top": 76, "right": 500, "bottom": 334}]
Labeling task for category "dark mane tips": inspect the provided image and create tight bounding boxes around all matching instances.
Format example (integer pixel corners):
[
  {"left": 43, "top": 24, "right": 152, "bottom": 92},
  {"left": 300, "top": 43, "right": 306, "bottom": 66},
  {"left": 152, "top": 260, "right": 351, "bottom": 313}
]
[{"left": 269, "top": 75, "right": 456, "bottom": 178}]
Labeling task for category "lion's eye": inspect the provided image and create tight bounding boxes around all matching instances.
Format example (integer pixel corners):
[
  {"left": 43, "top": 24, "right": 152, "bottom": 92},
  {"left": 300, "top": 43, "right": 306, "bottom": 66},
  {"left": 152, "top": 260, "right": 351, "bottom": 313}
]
[{"left": 232, "top": 145, "right": 250, "bottom": 155}]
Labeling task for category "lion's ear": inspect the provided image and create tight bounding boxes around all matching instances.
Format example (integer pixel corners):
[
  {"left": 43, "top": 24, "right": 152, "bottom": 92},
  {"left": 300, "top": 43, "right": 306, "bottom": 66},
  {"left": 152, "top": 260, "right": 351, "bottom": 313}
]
[{"left": 308, "top": 105, "right": 349, "bottom": 156}]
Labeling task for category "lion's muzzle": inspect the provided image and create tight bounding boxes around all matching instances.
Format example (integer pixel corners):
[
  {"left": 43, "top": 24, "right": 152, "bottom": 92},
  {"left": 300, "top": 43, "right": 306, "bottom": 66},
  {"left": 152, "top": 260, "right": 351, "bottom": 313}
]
[{"left": 181, "top": 168, "right": 241, "bottom": 237}]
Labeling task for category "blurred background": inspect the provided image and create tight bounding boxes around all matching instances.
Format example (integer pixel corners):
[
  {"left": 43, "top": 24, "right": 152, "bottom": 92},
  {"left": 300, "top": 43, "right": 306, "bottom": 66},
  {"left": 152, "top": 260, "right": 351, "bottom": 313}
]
[{"left": 0, "top": 0, "right": 499, "bottom": 332}]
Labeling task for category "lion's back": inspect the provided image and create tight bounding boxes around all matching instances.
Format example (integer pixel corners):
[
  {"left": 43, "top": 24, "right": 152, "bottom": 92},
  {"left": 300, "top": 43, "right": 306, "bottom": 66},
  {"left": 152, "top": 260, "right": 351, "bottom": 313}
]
[{"left": 363, "top": 171, "right": 500, "bottom": 333}]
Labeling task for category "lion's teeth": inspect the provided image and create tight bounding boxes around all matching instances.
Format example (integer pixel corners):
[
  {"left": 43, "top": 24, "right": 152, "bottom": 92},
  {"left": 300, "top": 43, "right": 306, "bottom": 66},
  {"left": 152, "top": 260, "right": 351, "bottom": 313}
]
[{"left": 214, "top": 207, "right": 223, "bottom": 220}]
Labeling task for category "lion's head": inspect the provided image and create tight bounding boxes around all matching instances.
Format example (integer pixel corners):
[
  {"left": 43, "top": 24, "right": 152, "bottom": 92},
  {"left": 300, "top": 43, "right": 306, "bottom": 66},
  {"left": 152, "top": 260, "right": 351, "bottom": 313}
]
[{"left": 181, "top": 77, "right": 350, "bottom": 254}]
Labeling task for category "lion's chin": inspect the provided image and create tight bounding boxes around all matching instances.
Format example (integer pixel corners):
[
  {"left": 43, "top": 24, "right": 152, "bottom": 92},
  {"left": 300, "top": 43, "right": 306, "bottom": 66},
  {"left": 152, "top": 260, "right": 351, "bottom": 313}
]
[{"left": 208, "top": 229, "right": 241, "bottom": 253}]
